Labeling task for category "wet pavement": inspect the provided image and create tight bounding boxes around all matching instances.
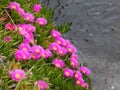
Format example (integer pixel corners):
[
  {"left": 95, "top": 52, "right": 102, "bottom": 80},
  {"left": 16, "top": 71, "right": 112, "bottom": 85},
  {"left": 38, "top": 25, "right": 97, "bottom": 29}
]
[{"left": 42, "top": 0, "right": 120, "bottom": 90}]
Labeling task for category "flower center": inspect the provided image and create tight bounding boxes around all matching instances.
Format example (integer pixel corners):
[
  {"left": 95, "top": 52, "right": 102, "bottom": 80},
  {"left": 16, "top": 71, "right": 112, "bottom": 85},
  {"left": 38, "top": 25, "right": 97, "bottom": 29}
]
[
  {"left": 56, "top": 63, "right": 60, "bottom": 68},
  {"left": 75, "top": 74, "right": 78, "bottom": 78},
  {"left": 71, "top": 62, "right": 74, "bottom": 66},
  {"left": 76, "top": 80, "right": 80, "bottom": 85},
  {"left": 39, "top": 21, "right": 43, "bottom": 25},
  {"left": 23, "top": 47, "right": 27, "bottom": 51},
  {"left": 15, "top": 73, "right": 21, "bottom": 79},
  {"left": 65, "top": 72, "right": 70, "bottom": 76},
  {"left": 53, "top": 33, "right": 57, "bottom": 37},
  {"left": 53, "top": 47, "right": 57, "bottom": 51},
  {"left": 35, "top": 48, "right": 40, "bottom": 53},
  {"left": 68, "top": 48, "right": 72, "bottom": 52},
  {"left": 57, "top": 40, "right": 61, "bottom": 44},
  {"left": 12, "top": 6, "right": 16, "bottom": 9}
]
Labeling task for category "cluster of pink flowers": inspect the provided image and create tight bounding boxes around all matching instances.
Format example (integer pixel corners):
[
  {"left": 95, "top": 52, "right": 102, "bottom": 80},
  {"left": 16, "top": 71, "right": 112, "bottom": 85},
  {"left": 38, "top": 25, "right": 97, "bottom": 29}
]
[
  {"left": 8, "top": 2, "right": 46, "bottom": 24},
  {"left": 9, "top": 69, "right": 49, "bottom": 90},
  {"left": 7, "top": 1, "right": 91, "bottom": 90},
  {"left": 50, "top": 29, "right": 91, "bottom": 89}
]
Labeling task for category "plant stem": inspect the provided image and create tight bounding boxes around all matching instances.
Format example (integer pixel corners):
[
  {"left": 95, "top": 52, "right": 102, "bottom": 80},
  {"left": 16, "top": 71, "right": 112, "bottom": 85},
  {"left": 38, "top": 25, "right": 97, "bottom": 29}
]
[{"left": 4, "top": 9, "right": 16, "bottom": 27}]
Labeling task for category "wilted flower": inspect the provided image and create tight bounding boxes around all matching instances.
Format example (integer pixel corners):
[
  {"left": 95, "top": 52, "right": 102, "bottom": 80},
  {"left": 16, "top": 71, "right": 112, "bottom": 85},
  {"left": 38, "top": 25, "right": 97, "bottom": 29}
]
[
  {"left": 35, "top": 80, "right": 49, "bottom": 90},
  {"left": 51, "top": 29, "right": 61, "bottom": 38},
  {"left": 9, "top": 69, "right": 26, "bottom": 82},
  {"left": 52, "top": 59, "right": 65, "bottom": 68},
  {"left": 33, "top": 4, "right": 42, "bottom": 13},
  {"left": 4, "top": 36, "right": 11, "bottom": 42},
  {"left": 23, "top": 13, "right": 34, "bottom": 22},
  {"left": 70, "top": 59, "right": 78, "bottom": 68},
  {"left": 5, "top": 23, "right": 15, "bottom": 31},
  {"left": 74, "top": 71, "right": 82, "bottom": 80},
  {"left": 9, "top": 2, "right": 20, "bottom": 10},
  {"left": 63, "top": 68, "right": 74, "bottom": 77},
  {"left": 36, "top": 18, "right": 47, "bottom": 26},
  {"left": 78, "top": 66, "right": 91, "bottom": 75}
]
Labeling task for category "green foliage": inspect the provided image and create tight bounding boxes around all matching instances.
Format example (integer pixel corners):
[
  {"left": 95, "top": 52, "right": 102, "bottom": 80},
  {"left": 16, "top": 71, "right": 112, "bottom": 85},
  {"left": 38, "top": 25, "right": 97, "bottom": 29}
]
[{"left": 0, "top": 0, "right": 92, "bottom": 90}]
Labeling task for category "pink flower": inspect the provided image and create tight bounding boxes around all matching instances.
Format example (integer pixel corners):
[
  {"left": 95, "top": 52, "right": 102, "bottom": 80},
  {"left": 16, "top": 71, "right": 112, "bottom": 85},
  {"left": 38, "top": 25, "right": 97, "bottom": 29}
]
[
  {"left": 23, "top": 38, "right": 31, "bottom": 44},
  {"left": 23, "top": 13, "right": 34, "bottom": 22},
  {"left": 14, "top": 50, "right": 31, "bottom": 60},
  {"left": 4, "top": 36, "right": 11, "bottom": 42},
  {"left": 9, "top": 69, "right": 26, "bottom": 82},
  {"left": 9, "top": 2, "right": 20, "bottom": 10},
  {"left": 49, "top": 42, "right": 60, "bottom": 52},
  {"left": 22, "top": 51, "right": 31, "bottom": 60},
  {"left": 67, "top": 44, "right": 77, "bottom": 53},
  {"left": 55, "top": 37, "right": 64, "bottom": 46},
  {"left": 18, "top": 24, "right": 35, "bottom": 33},
  {"left": 14, "top": 50, "right": 24, "bottom": 61},
  {"left": 25, "top": 24, "right": 36, "bottom": 33},
  {"left": 31, "top": 54, "right": 41, "bottom": 60},
  {"left": 63, "top": 68, "right": 74, "bottom": 77},
  {"left": 70, "top": 54, "right": 79, "bottom": 60},
  {"left": 75, "top": 78, "right": 84, "bottom": 85},
  {"left": 35, "top": 80, "right": 49, "bottom": 90},
  {"left": 18, "top": 43, "right": 31, "bottom": 52},
  {"left": 57, "top": 47, "right": 67, "bottom": 56},
  {"left": 16, "top": 7, "right": 25, "bottom": 16},
  {"left": 33, "top": 4, "right": 42, "bottom": 13},
  {"left": 70, "top": 59, "right": 78, "bottom": 68},
  {"left": 81, "top": 82, "right": 89, "bottom": 90},
  {"left": 5, "top": 23, "right": 15, "bottom": 30},
  {"left": 32, "top": 45, "right": 44, "bottom": 55},
  {"left": 18, "top": 28, "right": 34, "bottom": 41},
  {"left": 78, "top": 66, "right": 91, "bottom": 75},
  {"left": 36, "top": 18, "right": 47, "bottom": 26},
  {"left": 41, "top": 49, "right": 52, "bottom": 59},
  {"left": 74, "top": 71, "right": 82, "bottom": 80},
  {"left": 51, "top": 29, "right": 61, "bottom": 38},
  {"left": 52, "top": 59, "right": 65, "bottom": 68},
  {"left": 62, "top": 39, "right": 70, "bottom": 47}
]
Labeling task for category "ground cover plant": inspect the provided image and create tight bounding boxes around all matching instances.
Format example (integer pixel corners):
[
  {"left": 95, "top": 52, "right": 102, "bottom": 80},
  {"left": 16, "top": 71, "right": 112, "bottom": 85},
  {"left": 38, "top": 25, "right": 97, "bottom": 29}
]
[{"left": 0, "top": 0, "right": 92, "bottom": 90}]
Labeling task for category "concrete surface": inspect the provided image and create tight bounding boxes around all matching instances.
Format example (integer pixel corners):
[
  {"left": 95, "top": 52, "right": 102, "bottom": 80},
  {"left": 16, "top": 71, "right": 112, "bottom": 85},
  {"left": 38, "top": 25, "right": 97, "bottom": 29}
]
[{"left": 42, "top": 0, "right": 120, "bottom": 90}]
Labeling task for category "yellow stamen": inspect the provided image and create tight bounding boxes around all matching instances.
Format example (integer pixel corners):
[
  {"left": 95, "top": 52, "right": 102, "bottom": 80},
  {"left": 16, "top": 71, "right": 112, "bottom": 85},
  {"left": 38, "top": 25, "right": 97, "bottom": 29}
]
[
  {"left": 23, "top": 47, "right": 27, "bottom": 51},
  {"left": 76, "top": 80, "right": 80, "bottom": 85},
  {"left": 39, "top": 21, "right": 43, "bottom": 25},
  {"left": 15, "top": 73, "right": 21, "bottom": 79},
  {"left": 35, "top": 48, "right": 40, "bottom": 53},
  {"left": 75, "top": 74, "right": 78, "bottom": 78},
  {"left": 65, "top": 72, "right": 70, "bottom": 76},
  {"left": 53, "top": 47, "right": 57, "bottom": 50},
  {"left": 71, "top": 62, "right": 74, "bottom": 66},
  {"left": 56, "top": 63, "right": 60, "bottom": 68}
]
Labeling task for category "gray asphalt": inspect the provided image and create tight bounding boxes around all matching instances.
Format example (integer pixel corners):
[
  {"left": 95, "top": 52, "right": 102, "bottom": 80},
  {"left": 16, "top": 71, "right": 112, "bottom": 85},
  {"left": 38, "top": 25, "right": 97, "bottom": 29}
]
[{"left": 42, "top": 0, "right": 120, "bottom": 90}]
